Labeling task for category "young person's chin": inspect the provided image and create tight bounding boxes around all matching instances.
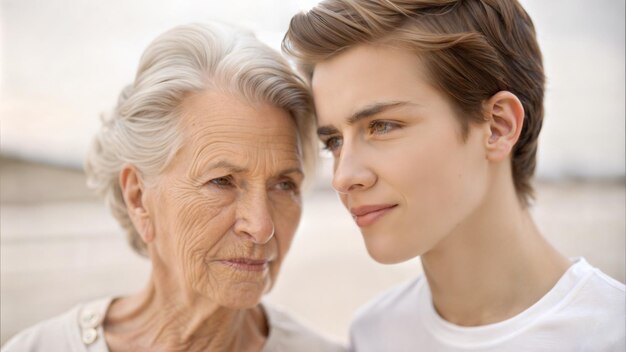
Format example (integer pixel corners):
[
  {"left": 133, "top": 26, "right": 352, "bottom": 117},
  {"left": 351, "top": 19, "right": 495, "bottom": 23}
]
[{"left": 362, "top": 232, "right": 422, "bottom": 265}]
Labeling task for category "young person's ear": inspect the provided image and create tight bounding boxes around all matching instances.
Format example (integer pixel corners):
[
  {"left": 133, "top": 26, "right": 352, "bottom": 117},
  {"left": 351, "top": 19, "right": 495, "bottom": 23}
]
[
  {"left": 483, "top": 91, "right": 525, "bottom": 162},
  {"left": 119, "top": 165, "right": 155, "bottom": 244}
]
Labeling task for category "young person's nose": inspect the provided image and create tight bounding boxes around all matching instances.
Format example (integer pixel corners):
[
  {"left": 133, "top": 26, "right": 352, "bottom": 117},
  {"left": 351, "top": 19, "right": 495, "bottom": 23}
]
[{"left": 332, "top": 146, "right": 376, "bottom": 194}]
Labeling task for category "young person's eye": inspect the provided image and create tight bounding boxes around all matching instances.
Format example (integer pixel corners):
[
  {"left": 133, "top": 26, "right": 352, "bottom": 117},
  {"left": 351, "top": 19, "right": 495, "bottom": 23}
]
[
  {"left": 209, "top": 176, "right": 234, "bottom": 188},
  {"left": 322, "top": 136, "right": 343, "bottom": 155},
  {"left": 368, "top": 120, "right": 399, "bottom": 135}
]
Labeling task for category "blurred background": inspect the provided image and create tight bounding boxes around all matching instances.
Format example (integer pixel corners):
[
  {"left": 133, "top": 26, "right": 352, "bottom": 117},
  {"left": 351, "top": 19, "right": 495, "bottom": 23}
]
[{"left": 1, "top": 0, "right": 624, "bottom": 345}]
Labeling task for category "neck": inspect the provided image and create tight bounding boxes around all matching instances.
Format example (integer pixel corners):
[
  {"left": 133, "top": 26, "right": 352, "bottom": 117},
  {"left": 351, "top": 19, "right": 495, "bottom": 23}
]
[
  {"left": 421, "top": 175, "right": 570, "bottom": 326},
  {"left": 104, "top": 273, "right": 267, "bottom": 352}
]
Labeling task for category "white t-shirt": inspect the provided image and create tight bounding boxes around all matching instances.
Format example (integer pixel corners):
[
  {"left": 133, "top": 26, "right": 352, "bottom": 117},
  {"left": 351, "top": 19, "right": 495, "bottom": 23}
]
[
  {"left": 350, "top": 258, "right": 625, "bottom": 352},
  {"left": 2, "top": 298, "right": 346, "bottom": 352}
]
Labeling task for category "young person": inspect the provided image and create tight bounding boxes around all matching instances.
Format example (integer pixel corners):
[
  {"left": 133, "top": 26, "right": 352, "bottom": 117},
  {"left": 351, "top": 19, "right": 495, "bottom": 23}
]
[{"left": 283, "top": 1, "right": 625, "bottom": 350}]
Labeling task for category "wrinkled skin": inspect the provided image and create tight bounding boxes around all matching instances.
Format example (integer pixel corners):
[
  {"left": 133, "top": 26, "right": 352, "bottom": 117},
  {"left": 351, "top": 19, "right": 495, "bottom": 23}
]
[
  {"left": 105, "top": 91, "right": 304, "bottom": 351},
  {"left": 147, "top": 91, "right": 304, "bottom": 308}
]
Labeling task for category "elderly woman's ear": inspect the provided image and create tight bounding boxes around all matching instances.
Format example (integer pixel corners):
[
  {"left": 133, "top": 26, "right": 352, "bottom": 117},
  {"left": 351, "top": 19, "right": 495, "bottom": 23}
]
[{"left": 120, "top": 164, "right": 155, "bottom": 244}]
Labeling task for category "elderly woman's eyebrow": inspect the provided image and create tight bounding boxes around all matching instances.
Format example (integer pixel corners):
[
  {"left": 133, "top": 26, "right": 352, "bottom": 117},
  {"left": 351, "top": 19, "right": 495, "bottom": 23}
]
[
  {"left": 204, "top": 161, "right": 303, "bottom": 178},
  {"left": 279, "top": 167, "right": 305, "bottom": 178},
  {"left": 206, "top": 160, "right": 248, "bottom": 173}
]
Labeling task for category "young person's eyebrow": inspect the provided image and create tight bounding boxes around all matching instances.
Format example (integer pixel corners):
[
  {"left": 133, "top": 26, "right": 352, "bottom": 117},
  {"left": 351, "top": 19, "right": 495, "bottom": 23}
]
[
  {"left": 347, "top": 101, "right": 413, "bottom": 124},
  {"left": 317, "top": 101, "right": 414, "bottom": 137},
  {"left": 317, "top": 125, "right": 339, "bottom": 136}
]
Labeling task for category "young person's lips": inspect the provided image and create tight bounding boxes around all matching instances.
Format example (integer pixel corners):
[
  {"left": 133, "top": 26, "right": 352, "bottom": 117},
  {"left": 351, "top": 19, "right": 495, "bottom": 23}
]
[{"left": 350, "top": 204, "right": 398, "bottom": 227}]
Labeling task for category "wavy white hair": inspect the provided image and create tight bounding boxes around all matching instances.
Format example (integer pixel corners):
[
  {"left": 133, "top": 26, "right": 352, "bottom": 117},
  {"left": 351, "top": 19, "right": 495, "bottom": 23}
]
[{"left": 85, "top": 23, "right": 316, "bottom": 256}]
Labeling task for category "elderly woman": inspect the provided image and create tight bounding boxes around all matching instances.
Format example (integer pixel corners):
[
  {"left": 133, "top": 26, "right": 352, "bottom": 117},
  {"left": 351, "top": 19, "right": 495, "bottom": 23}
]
[{"left": 3, "top": 23, "right": 345, "bottom": 351}]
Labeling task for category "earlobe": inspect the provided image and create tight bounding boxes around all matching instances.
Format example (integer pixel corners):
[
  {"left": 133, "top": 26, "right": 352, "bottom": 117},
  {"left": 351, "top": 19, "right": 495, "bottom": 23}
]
[
  {"left": 120, "top": 165, "right": 155, "bottom": 243},
  {"left": 484, "top": 91, "right": 525, "bottom": 162}
]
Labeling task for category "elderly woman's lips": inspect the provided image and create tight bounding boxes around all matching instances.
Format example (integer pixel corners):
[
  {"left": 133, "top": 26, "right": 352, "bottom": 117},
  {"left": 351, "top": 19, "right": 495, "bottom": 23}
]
[{"left": 219, "top": 258, "right": 270, "bottom": 272}]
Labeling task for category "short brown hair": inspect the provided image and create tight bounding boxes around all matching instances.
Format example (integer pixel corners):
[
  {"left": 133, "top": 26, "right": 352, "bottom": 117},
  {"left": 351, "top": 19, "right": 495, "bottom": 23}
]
[{"left": 283, "top": 0, "right": 545, "bottom": 205}]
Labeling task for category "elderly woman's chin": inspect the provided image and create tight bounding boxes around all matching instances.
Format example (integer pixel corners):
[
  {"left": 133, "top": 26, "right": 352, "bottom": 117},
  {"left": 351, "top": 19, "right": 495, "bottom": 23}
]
[
  {"left": 152, "top": 256, "right": 279, "bottom": 312},
  {"left": 205, "top": 266, "right": 278, "bottom": 309},
  {"left": 218, "top": 283, "right": 271, "bottom": 309}
]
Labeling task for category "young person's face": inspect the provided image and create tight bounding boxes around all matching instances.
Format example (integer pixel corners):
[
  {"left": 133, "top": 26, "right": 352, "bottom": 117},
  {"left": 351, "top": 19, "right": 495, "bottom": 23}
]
[{"left": 312, "top": 44, "right": 491, "bottom": 264}]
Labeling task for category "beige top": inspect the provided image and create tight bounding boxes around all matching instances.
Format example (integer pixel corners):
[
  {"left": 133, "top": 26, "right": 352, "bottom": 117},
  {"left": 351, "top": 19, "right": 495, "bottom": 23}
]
[{"left": 2, "top": 298, "right": 346, "bottom": 352}]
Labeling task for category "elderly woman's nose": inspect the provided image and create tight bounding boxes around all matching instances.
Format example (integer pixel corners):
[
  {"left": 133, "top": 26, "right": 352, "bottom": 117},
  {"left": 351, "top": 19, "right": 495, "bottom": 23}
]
[{"left": 234, "top": 192, "right": 275, "bottom": 244}]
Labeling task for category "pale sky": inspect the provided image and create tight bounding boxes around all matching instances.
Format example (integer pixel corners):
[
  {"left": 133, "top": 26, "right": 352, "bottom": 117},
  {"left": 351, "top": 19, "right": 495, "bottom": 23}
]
[{"left": 1, "top": 0, "right": 624, "bottom": 179}]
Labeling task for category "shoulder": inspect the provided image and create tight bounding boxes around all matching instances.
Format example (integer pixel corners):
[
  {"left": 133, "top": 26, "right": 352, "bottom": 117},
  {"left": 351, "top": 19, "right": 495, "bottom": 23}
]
[
  {"left": 582, "top": 260, "right": 625, "bottom": 295},
  {"left": 2, "top": 305, "right": 80, "bottom": 352},
  {"left": 351, "top": 276, "right": 423, "bottom": 334},
  {"left": 551, "top": 258, "right": 625, "bottom": 349},
  {"left": 349, "top": 276, "right": 424, "bottom": 351},
  {"left": 2, "top": 297, "right": 113, "bottom": 352},
  {"left": 262, "top": 303, "right": 347, "bottom": 352},
  {"left": 563, "top": 258, "right": 625, "bottom": 311}
]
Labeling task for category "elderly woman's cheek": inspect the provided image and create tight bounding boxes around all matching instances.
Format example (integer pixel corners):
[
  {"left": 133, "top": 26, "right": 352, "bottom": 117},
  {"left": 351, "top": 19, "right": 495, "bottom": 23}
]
[
  {"left": 174, "top": 193, "right": 235, "bottom": 285},
  {"left": 174, "top": 192, "right": 229, "bottom": 240}
]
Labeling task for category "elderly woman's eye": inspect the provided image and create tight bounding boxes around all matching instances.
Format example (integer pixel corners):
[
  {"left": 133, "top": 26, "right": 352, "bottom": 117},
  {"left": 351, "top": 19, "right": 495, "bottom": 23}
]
[
  {"left": 275, "top": 180, "right": 299, "bottom": 192},
  {"left": 209, "top": 176, "right": 234, "bottom": 188}
]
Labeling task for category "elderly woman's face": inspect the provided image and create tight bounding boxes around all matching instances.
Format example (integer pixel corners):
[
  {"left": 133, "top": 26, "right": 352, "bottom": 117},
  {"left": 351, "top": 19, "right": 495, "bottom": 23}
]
[{"left": 146, "top": 91, "right": 304, "bottom": 309}]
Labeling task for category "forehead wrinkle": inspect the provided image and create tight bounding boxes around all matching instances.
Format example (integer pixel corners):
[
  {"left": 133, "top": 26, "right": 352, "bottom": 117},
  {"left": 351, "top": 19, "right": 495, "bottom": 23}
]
[
  {"left": 179, "top": 107, "right": 303, "bottom": 181},
  {"left": 242, "top": 144, "right": 302, "bottom": 183},
  {"left": 183, "top": 123, "right": 257, "bottom": 178},
  {"left": 187, "top": 140, "right": 302, "bottom": 182},
  {"left": 187, "top": 143, "right": 243, "bottom": 180}
]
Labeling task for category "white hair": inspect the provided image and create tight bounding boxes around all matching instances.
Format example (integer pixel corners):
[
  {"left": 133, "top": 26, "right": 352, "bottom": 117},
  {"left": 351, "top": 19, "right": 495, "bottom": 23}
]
[{"left": 85, "top": 22, "right": 316, "bottom": 256}]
